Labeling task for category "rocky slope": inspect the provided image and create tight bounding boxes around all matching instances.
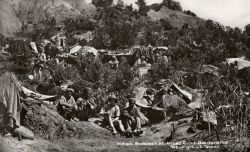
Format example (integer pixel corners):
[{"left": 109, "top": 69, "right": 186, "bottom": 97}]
[
  {"left": 0, "top": 0, "right": 203, "bottom": 36},
  {"left": 0, "top": 0, "right": 97, "bottom": 36},
  {"left": 0, "top": 0, "right": 22, "bottom": 36},
  {"left": 148, "top": 6, "right": 204, "bottom": 28}
]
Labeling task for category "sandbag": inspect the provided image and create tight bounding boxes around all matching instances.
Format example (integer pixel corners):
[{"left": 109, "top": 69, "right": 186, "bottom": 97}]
[{"left": 13, "top": 126, "right": 35, "bottom": 140}]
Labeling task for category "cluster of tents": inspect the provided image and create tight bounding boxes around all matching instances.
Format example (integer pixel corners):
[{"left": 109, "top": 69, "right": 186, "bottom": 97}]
[{"left": 128, "top": 78, "right": 217, "bottom": 128}]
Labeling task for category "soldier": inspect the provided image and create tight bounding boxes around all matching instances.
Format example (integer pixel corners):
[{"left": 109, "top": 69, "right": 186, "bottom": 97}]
[
  {"left": 123, "top": 98, "right": 145, "bottom": 137},
  {"left": 101, "top": 95, "right": 125, "bottom": 135}
]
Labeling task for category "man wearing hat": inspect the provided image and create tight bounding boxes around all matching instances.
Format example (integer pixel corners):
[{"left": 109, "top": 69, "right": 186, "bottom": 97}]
[
  {"left": 65, "top": 88, "right": 78, "bottom": 120},
  {"left": 102, "top": 95, "right": 125, "bottom": 135},
  {"left": 123, "top": 98, "right": 143, "bottom": 137},
  {"left": 56, "top": 89, "right": 67, "bottom": 118},
  {"left": 57, "top": 88, "right": 77, "bottom": 120},
  {"left": 108, "top": 55, "right": 119, "bottom": 69}
]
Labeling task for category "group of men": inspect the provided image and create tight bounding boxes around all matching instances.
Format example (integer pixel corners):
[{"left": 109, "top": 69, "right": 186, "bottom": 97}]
[
  {"left": 56, "top": 87, "right": 96, "bottom": 122},
  {"left": 55, "top": 88, "right": 148, "bottom": 137},
  {"left": 100, "top": 96, "right": 148, "bottom": 137}
]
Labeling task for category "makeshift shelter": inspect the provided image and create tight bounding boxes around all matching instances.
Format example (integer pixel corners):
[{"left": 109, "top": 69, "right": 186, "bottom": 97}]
[
  {"left": 131, "top": 87, "right": 151, "bottom": 108},
  {"left": 70, "top": 45, "right": 82, "bottom": 54},
  {"left": 21, "top": 87, "right": 56, "bottom": 100},
  {"left": 69, "top": 45, "right": 99, "bottom": 57},
  {"left": 6, "top": 38, "right": 32, "bottom": 56},
  {"left": 0, "top": 72, "right": 23, "bottom": 129},
  {"left": 226, "top": 57, "right": 250, "bottom": 70},
  {"left": 29, "top": 42, "right": 38, "bottom": 54},
  {"left": 200, "top": 65, "right": 219, "bottom": 76},
  {"left": 82, "top": 46, "right": 98, "bottom": 56},
  {"left": 152, "top": 79, "right": 192, "bottom": 102}
]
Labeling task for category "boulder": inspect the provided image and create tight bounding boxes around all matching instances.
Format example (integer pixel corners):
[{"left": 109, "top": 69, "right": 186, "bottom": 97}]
[
  {"left": 162, "top": 95, "right": 193, "bottom": 121},
  {"left": 13, "top": 126, "right": 35, "bottom": 140}
]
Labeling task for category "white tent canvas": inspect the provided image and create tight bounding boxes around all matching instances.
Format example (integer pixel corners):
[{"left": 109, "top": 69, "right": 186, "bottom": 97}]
[
  {"left": 22, "top": 87, "right": 56, "bottom": 100},
  {"left": 226, "top": 57, "right": 250, "bottom": 70}
]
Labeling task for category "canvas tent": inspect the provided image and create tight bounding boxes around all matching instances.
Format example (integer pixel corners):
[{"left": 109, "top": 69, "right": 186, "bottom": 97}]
[
  {"left": 29, "top": 42, "right": 38, "bottom": 54},
  {"left": 131, "top": 79, "right": 193, "bottom": 109},
  {"left": 69, "top": 45, "right": 98, "bottom": 57},
  {"left": 70, "top": 45, "right": 82, "bottom": 54},
  {"left": 132, "top": 87, "right": 151, "bottom": 108},
  {"left": 22, "top": 87, "right": 56, "bottom": 100},
  {"left": 226, "top": 58, "right": 250, "bottom": 70}
]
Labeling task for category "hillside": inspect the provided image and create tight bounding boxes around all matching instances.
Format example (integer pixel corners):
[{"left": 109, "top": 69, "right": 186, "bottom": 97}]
[
  {"left": 0, "top": 0, "right": 97, "bottom": 36},
  {"left": 0, "top": 0, "right": 22, "bottom": 36},
  {"left": 0, "top": 0, "right": 207, "bottom": 37},
  {"left": 148, "top": 6, "right": 204, "bottom": 28},
  {"left": 10, "top": 0, "right": 97, "bottom": 23}
]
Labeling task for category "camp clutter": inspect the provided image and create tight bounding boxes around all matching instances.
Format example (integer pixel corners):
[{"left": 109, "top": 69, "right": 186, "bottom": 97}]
[{"left": 2, "top": 27, "right": 248, "bottom": 142}]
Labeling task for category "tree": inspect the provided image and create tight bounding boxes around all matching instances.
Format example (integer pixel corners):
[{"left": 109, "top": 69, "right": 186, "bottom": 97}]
[
  {"left": 92, "top": 0, "right": 113, "bottom": 8},
  {"left": 136, "top": 0, "right": 149, "bottom": 15},
  {"left": 162, "top": 0, "right": 182, "bottom": 11},
  {"left": 126, "top": 4, "right": 133, "bottom": 12},
  {"left": 244, "top": 24, "right": 250, "bottom": 48},
  {"left": 116, "top": 0, "right": 124, "bottom": 8}
]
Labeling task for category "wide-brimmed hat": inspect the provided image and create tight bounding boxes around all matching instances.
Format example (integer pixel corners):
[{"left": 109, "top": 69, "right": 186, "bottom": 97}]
[
  {"left": 66, "top": 88, "right": 74, "bottom": 93},
  {"left": 108, "top": 94, "right": 118, "bottom": 101}
]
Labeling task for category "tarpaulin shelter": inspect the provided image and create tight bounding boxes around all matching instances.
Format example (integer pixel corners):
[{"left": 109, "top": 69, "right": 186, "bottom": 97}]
[
  {"left": 70, "top": 45, "right": 98, "bottom": 57},
  {"left": 81, "top": 46, "right": 98, "bottom": 56},
  {"left": 200, "top": 65, "right": 219, "bottom": 76},
  {"left": 226, "top": 57, "right": 250, "bottom": 70},
  {"left": 104, "top": 46, "right": 168, "bottom": 67},
  {"left": 29, "top": 42, "right": 38, "bottom": 54},
  {"left": 6, "top": 38, "right": 32, "bottom": 56},
  {"left": 22, "top": 87, "right": 56, "bottom": 100},
  {"left": 70, "top": 45, "right": 82, "bottom": 54},
  {"left": 0, "top": 72, "right": 23, "bottom": 128}
]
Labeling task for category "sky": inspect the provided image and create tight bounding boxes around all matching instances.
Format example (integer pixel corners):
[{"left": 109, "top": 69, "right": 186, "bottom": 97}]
[{"left": 118, "top": 0, "right": 250, "bottom": 29}]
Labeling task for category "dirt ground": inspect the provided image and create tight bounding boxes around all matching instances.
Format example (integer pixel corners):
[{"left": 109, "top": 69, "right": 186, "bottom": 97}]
[
  {"left": 0, "top": 102, "right": 241, "bottom": 152},
  {"left": 0, "top": 127, "right": 204, "bottom": 152},
  {"left": 0, "top": 118, "right": 221, "bottom": 152}
]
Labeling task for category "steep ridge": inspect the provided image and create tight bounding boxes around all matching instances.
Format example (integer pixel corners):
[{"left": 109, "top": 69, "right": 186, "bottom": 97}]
[
  {"left": 0, "top": 0, "right": 97, "bottom": 36},
  {"left": 0, "top": 0, "right": 204, "bottom": 36},
  {"left": 147, "top": 6, "right": 204, "bottom": 28},
  {"left": 10, "top": 0, "right": 88, "bottom": 24},
  {"left": 0, "top": 0, "right": 22, "bottom": 36},
  {"left": 147, "top": 7, "right": 204, "bottom": 28}
]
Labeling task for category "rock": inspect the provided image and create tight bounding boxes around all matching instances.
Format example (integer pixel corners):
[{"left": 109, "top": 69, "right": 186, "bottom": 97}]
[
  {"left": 13, "top": 126, "right": 35, "bottom": 140},
  {"left": 162, "top": 95, "right": 193, "bottom": 121},
  {"left": 202, "top": 111, "right": 217, "bottom": 125}
]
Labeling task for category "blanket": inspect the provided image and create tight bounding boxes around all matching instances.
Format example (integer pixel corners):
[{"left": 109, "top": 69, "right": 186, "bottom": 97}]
[{"left": 0, "top": 72, "right": 22, "bottom": 128}]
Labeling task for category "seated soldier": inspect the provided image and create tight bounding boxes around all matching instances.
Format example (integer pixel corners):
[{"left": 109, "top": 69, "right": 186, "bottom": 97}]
[
  {"left": 76, "top": 87, "right": 96, "bottom": 121},
  {"left": 57, "top": 88, "right": 77, "bottom": 121},
  {"left": 56, "top": 89, "right": 67, "bottom": 117},
  {"left": 75, "top": 96, "right": 88, "bottom": 121},
  {"left": 123, "top": 98, "right": 146, "bottom": 137},
  {"left": 101, "top": 96, "right": 125, "bottom": 135}
]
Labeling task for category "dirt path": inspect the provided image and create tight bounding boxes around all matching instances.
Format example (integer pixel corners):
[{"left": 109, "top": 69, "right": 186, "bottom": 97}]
[
  {"left": 0, "top": 119, "right": 204, "bottom": 152},
  {"left": 0, "top": 136, "right": 177, "bottom": 152},
  {"left": 0, "top": 117, "right": 214, "bottom": 152}
]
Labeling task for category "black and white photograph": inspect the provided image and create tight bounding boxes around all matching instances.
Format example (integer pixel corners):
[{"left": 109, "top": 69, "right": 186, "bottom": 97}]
[{"left": 0, "top": 0, "right": 249, "bottom": 151}]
